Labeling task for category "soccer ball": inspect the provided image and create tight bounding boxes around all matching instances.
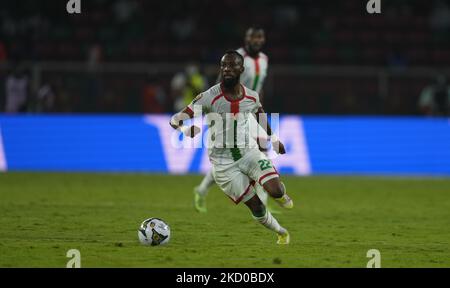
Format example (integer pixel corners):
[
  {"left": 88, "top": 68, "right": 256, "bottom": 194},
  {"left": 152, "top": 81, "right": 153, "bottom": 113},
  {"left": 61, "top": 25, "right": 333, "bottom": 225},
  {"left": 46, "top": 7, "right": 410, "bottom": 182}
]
[{"left": 138, "top": 218, "right": 171, "bottom": 246}]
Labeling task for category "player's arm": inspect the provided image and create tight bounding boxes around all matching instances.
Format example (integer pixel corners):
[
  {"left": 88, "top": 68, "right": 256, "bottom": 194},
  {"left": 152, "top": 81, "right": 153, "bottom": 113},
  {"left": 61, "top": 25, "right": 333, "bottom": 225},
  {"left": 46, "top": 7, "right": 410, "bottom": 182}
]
[
  {"left": 255, "top": 106, "right": 286, "bottom": 154},
  {"left": 169, "top": 106, "right": 200, "bottom": 138},
  {"left": 169, "top": 106, "right": 193, "bottom": 129},
  {"left": 169, "top": 93, "right": 207, "bottom": 137}
]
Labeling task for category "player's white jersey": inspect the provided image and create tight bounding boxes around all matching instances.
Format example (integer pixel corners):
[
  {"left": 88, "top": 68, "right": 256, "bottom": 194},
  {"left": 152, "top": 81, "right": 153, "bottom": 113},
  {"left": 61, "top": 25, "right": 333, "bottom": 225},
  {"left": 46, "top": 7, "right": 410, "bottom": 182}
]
[
  {"left": 236, "top": 47, "right": 269, "bottom": 94},
  {"left": 187, "top": 83, "right": 263, "bottom": 166}
]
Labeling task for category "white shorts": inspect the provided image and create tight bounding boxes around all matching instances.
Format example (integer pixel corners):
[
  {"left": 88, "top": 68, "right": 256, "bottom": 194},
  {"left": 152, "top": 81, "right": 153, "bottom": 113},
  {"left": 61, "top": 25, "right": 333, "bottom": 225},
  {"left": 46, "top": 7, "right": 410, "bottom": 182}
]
[{"left": 212, "top": 149, "right": 279, "bottom": 204}]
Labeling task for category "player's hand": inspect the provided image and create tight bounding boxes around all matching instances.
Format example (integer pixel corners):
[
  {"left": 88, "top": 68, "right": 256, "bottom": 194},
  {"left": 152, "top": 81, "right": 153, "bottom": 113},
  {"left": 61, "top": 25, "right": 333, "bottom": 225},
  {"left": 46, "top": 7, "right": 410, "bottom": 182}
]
[
  {"left": 169, "top": 122, "right": 179, "bottom": 130},
  {"left": 273, "top": 140, "right": 286, "bottom": 155},
  {"left": 183, "top": 125, "right": 201, "bottom": 138}
]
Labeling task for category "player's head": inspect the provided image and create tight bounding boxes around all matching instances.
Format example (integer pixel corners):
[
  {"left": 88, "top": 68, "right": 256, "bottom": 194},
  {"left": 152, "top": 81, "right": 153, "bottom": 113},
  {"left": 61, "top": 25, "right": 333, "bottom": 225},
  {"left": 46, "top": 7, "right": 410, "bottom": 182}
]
[
  {"left": 220, "top": 50, "right": 244, "bottom": 88},
  {"left": 244, "top": 27, "right": 265, "bottom": 55}
]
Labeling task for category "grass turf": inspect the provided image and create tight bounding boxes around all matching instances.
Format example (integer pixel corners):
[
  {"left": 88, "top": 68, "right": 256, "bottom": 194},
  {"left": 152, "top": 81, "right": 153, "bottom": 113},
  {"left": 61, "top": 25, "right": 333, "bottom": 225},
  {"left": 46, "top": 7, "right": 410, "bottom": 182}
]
[{"left": 0, "top": 173, "right": 449, "bottom": 267}]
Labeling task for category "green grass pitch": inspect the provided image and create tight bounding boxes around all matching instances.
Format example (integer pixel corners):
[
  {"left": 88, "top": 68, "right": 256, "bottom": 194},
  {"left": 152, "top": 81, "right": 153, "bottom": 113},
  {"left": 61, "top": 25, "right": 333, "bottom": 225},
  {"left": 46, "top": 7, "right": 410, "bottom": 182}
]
[{"left": 0, "top": 173, "right": 449, "bottom": 267}]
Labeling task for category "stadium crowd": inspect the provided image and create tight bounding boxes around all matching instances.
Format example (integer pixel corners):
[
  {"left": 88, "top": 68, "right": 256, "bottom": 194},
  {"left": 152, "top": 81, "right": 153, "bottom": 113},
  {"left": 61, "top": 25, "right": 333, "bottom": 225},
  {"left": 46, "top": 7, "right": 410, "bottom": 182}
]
[{"left": 0, "top": 0, "right": 449, "bottom": 115}]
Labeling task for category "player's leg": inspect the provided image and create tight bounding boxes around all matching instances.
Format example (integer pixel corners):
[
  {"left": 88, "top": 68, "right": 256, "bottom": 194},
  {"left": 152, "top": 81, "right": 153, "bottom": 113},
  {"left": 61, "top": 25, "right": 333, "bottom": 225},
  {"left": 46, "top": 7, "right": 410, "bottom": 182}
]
[
  {"left": 195, "top": 169, "right": 215, "bottom": 196},
  {"left": 255, "top": 184, "right": 268, "bottom": 205},
  {"left": 243, "top": 193, "right": 290, "bottom": 244},
  {"left": 241, "top": 150, "right": 293, "bottom": 209},
  {"left": 193, "top": 169, "right": 215, "bottom": 213},
  {"left": 254, "top": 183, "right": 282, "bottom": 214},
  {"left": 263, "top": 178, "right": 293, "bottom": 209},
  {"left": 214, "top": 163, "right": 289, "bottom": 244}
]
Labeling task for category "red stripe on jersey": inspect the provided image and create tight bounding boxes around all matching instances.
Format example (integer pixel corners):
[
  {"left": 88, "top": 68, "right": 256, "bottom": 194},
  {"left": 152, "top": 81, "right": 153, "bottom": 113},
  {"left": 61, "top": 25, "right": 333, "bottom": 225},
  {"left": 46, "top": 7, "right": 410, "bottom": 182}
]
[
  {"left": 230, "top": 86, "right": 244, "bottom": 114},
  {"left": 245, "top": 96, "right": 256, "bottom": 102},
  {"left": 211, "top": 93, "right": 224, "bottom": 106},
  {"left": 251, "top": 57, "right": 261, "bottom": 91},
  {"left": 185, "top": 106, "right": 194, "bottom": 116},
  {"left": 254, "top": 56, "right": 260, "bottom": 75},
  {"left": 231, "top": 100, "right": 239, "bottom": 115},
  {"left": 241, "top": 84, "right": 247, "bottom": 97},
  {"left": 258, "top": 171, "right": 279, "bottom": 186},
  {"left": 221, "top": 83, "right": 247, "bottom": 104}
]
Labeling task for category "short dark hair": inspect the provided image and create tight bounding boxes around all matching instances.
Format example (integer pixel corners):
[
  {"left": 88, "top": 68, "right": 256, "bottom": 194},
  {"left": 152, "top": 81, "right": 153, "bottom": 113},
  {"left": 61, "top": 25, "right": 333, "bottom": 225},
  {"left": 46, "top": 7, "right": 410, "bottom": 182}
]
[
  {"left": 223, "top": 50, "right": 244, "bottom": 64},
  {"left": 246, "top": 26, "right": 264, "bottom": 35}
]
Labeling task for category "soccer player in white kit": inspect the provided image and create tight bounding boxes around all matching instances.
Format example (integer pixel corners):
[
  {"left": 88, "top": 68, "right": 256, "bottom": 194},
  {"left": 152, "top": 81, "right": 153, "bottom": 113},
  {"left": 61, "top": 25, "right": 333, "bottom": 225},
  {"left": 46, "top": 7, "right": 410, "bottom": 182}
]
[
  {"left": 193, "top": 27, "right": 275, "bottom": 213},
  {"left": 170, "top": 51, "right": 293, "bottom": 244}
]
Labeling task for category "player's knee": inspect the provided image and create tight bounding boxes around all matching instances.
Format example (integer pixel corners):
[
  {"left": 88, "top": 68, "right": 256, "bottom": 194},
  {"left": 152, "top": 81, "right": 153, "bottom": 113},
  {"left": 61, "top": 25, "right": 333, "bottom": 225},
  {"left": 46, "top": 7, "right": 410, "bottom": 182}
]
[{"left": 263, "top": 179, "right": 284, "bottom": 198}]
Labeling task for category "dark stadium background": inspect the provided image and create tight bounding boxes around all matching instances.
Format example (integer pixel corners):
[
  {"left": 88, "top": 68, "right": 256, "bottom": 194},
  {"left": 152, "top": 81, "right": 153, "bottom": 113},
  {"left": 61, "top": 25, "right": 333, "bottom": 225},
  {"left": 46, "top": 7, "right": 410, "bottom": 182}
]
[{"left": 0, "top": 0, "right": 449, "bottom": 115}]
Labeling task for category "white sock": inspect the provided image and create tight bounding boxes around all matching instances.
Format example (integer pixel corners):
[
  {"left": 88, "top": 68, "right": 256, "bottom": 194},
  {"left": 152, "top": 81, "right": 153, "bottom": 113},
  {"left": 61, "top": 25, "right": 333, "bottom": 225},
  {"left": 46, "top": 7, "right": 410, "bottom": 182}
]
[
  {"left": 253, "top": 210, "right": 286, "bottom": 235},
  {"left": 255, "top": 184, "right": 269, "bottom": 205},
  {"left": 196, "top": 170, "right": 215, "bottom": 196}
]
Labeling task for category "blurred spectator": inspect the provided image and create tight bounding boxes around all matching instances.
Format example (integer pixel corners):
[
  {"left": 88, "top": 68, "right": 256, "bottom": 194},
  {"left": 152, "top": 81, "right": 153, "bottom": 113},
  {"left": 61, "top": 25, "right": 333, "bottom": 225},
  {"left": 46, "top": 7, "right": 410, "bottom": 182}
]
[
  {"left": 172, "top": 64, "right": 208, "bottom": 111},
  {"left": 142, "top": 75, "right": 166, "bottom": 113},
  {"left": 418, "top": 74, "right": 450, "bottom": 116},
  {"left": 88, "top": 44, "right": 103, "bottom": 72},
  {"left": 35, "top": 81, "right": 56, "bottom": 113},
  {"left": 4, "top": 66, "right": 29, "bottom": 113}
]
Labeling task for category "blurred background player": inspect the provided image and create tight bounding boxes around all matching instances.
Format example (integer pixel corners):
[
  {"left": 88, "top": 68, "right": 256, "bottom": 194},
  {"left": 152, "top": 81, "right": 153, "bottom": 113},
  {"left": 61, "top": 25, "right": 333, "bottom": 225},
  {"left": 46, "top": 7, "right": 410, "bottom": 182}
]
[
  {"left": 172, "top": 64, "right": 209, "bottom": 112},
  {"left": 237, "top": 27, "right": 268, "bottom": 102},
  {"left": 170, "top": 51, "right": 293, "bottom": 244},
  {"left": 193, "top": 27, "right": 278, "bottom": 213}
]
